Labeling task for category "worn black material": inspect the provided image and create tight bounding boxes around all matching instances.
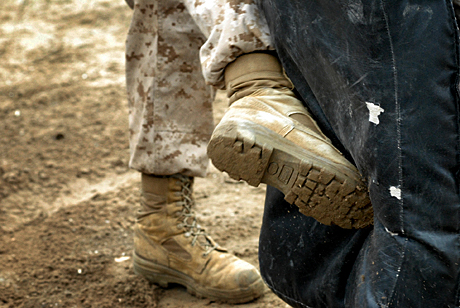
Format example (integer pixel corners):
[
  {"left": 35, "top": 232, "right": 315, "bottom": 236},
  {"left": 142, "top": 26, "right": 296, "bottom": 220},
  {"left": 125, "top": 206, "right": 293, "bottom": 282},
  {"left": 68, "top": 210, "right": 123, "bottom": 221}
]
[
  {"left": 259, "top": 186, "right": 371, "bottom": 307},
  {"left": 259, "top": 0, "right": 460, "bottom": 307}
]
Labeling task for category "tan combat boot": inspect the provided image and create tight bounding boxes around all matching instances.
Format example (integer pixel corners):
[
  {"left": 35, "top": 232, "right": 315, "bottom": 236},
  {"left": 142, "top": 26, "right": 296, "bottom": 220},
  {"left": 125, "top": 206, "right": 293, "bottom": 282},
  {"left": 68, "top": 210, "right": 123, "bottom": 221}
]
[
  {"left": 133, "top": 173, "right": 265, "bottom": 303},
  {"left": 207, "top": 53, "right": 373, "bottom": 229}
]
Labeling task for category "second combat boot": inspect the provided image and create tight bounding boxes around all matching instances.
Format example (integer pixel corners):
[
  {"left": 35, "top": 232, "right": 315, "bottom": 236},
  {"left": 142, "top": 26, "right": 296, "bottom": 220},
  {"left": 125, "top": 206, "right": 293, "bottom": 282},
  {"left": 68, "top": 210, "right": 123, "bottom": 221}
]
[
  {"left": 207, "top": 53, "right": 373, "bottom": 229},
  {"left": 133, "top": 173, "right": 265, "bottom": 303}
]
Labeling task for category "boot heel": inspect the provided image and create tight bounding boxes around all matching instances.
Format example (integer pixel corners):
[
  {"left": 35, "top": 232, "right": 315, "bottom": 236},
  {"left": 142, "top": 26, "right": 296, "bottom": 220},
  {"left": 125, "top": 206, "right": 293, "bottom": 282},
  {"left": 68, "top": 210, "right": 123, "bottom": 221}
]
[
  {"left": 133, "top": 255, "right": 174, "bottom": 288},
  {"left": 207, "top": 123, "right": 273, "bottom": 186}
]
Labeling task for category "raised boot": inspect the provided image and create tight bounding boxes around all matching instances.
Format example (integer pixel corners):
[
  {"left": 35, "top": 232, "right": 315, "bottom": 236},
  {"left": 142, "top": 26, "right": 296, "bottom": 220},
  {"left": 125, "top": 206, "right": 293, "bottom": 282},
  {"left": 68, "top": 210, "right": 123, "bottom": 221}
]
[
  {"left": 133, "top": 173, "right": 265, "bottom": 303},
  {"left": 207, "top": 53, "right": 373, "bottom": 229}
]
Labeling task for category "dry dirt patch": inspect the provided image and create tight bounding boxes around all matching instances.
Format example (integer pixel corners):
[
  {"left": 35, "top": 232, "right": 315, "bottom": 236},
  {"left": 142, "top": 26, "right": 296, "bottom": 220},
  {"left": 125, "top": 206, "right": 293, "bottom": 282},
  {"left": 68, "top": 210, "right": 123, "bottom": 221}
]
[{"left": 0, "top": 1, "right": 287, "bottom": 307}]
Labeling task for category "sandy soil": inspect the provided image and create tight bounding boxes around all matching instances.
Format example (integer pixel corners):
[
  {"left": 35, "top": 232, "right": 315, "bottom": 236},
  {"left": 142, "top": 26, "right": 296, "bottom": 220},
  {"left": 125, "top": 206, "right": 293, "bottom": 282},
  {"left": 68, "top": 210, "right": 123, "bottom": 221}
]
[{"left": 0, "top": 1, "right": 289, "bottom": 307}]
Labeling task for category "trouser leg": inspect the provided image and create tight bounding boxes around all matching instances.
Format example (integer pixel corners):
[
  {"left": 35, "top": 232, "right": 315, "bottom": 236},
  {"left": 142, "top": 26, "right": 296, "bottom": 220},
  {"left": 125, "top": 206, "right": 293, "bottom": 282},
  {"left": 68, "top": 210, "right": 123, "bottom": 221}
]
[
  {"left": 125, "top": 0, "right": 274, "bottom": 177},
  {"left": 181, "top": 0, "right": 273, "bottom": 88},
  {"left": 260, "top": 1, "right": 460, "bottom": 307},
  {"left": 126, "top": 0, "right": 214, "bottom": 177}
]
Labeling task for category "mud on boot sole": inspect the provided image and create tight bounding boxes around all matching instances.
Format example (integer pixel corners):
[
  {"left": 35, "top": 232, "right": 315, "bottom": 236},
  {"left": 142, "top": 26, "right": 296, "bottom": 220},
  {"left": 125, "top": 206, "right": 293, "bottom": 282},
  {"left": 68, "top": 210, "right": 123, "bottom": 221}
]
[
  {"left": 133, "top": 253, "right": 265, "bottom": 304},
  {"left": 207, "top": 120, "right": 373, "bottom": 229}
]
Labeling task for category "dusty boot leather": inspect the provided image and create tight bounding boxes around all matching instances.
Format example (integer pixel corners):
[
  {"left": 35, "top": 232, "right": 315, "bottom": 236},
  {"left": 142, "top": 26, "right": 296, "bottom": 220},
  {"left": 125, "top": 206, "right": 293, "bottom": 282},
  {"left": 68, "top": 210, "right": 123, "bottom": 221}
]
[
  {"left": 133, "top": 174, "right": 265, "bottom": 303},
  {"left": 207, "top": 53, "right": 373, "bottom": 229}
]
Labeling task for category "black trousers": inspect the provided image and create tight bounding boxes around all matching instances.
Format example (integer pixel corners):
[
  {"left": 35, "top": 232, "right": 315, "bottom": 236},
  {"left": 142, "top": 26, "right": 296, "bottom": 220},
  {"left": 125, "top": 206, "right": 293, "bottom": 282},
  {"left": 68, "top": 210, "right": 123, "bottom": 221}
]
[{"left": 258, "top": 1, "right": 460, "bottom": 307}]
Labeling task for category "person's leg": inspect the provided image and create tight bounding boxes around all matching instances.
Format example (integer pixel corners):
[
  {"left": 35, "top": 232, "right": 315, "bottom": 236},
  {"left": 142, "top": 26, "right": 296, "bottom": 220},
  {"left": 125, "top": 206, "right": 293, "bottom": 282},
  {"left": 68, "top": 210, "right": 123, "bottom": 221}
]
[
  {"left": 126, "top": 0, "right": 213, "bottom": 178},
  {"left": 182, "top": 0, "right": 274, "bottom": 88},
  {"left": 125, "top": 0, "right": 264, "bottom": 303},
  {"left": 261, "top": 0, "right": 460, "bottom": 306}
]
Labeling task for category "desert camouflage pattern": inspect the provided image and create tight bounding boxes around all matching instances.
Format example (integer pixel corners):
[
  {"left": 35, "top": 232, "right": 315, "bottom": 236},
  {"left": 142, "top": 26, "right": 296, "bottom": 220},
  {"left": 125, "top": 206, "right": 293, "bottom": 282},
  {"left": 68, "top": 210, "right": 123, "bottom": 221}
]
[{"left": 125, "top": 0, "right": 272, "bottom": 177}]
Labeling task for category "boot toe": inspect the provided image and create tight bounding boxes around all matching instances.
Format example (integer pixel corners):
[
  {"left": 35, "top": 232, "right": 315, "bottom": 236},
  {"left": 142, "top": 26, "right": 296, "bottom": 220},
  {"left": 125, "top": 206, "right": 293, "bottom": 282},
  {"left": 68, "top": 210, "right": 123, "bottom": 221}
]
[{"left": 235, "top": 267, "right": 263, "bottom": 289}]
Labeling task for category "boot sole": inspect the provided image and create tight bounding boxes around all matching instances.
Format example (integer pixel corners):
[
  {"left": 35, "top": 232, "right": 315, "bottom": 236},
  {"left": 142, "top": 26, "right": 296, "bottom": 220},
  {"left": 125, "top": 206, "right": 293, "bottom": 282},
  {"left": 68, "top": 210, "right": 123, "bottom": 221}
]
[
  {"left": 133, "top": 253, "right": 265, "bottom": 304},
  {"left": 207, "top": 119, "right": 373, "bottom": 229}
]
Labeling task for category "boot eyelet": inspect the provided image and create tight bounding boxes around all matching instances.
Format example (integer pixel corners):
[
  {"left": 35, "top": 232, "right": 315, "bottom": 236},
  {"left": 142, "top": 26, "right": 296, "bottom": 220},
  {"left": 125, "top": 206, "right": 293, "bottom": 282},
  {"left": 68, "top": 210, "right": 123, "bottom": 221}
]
[
  {"left": 184, "top": 232, "right": 191, "bottom": 237},
  {"left": 177, "top": 223, "right": 183, "bottom": 229}
]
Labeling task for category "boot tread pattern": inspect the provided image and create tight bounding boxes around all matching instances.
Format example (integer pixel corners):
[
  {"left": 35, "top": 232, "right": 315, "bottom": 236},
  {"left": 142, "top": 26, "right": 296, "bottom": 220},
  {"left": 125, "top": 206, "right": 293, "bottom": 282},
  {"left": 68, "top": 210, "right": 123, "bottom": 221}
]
[
  {"left": 285, "top": 165, "right": 373, "bottom": 229},
  {"left": 208, "top": 125, "right": 373, "bottom": 229}
]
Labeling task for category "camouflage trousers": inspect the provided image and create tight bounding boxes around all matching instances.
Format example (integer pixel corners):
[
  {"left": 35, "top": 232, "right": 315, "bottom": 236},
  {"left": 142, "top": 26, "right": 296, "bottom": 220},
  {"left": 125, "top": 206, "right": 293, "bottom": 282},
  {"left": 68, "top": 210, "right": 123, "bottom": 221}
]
[{"left": 125, "top": 0, "right": 272, "bottom": 177}]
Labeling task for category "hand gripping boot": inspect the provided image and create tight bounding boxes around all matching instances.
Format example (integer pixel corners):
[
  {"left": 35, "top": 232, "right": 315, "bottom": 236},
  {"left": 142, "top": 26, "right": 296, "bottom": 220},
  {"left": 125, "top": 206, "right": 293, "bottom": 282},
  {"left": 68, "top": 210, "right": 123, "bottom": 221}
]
[
  {"left": 133, "top": 174, "right": 265, "bottom": 303},
  {"left": 207, "top": 53, "right": 373, "bottom": 229}
]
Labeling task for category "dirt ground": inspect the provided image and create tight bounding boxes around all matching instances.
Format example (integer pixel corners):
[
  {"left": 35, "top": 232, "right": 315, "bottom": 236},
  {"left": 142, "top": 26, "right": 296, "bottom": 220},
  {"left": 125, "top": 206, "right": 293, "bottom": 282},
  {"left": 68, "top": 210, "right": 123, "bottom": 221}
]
[{"left": 0, "top": 1, "right": 288, "bottom": 307}]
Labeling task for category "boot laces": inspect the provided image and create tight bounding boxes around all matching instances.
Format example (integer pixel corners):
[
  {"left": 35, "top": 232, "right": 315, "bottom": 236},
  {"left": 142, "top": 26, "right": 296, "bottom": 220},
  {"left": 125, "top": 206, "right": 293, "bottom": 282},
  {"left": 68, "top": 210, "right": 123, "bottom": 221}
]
[{"left": 175, "top": 175, "right": 218, "bottom": 257}]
